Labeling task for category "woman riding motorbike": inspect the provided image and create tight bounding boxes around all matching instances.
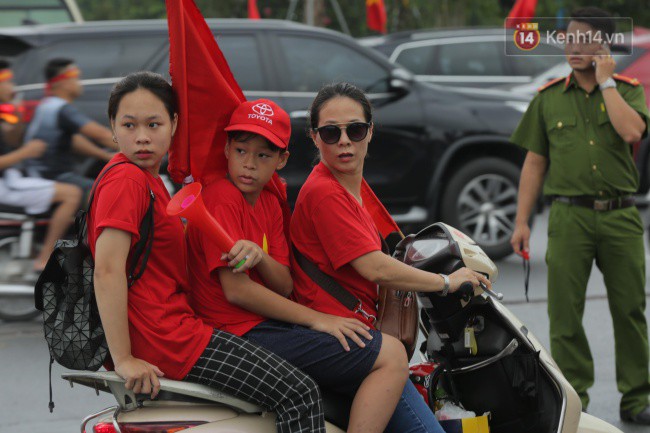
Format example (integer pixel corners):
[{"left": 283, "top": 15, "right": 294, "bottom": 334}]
[{"left": 284, "top": 82, "right": 491, "bottom": 432}]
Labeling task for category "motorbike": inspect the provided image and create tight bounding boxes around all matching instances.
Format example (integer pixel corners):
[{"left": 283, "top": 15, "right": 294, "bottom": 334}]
[
  {"left": 0, "top": 158, "right": 179, "bottom": 322},
  {"left": 0, "top": 203, "right": 48, "bottom": 321},
  {"left": 62, "top": 223, "right": 622, "bottom": 433}
]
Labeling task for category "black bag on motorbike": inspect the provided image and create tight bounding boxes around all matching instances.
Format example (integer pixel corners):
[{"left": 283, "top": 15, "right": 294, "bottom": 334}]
[{"left": 34, "top": 161, "right": 154, "bottom": 411}]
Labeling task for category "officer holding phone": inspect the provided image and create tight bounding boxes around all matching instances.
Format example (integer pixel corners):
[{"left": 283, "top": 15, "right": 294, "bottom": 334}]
[{"left": 510, "top": 7, "right": 650, "bottom": 424}]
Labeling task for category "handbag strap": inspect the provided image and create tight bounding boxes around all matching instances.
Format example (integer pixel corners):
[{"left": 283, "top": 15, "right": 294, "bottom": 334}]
[
  {"left": 83, "top": 161, "right": 155, "bottom": 286},
  {"left": 292, "top": 244, "right": 359, "bottom": 311},
  {"left": 292, "top": 230, "right": 389, "bottom": 317}
]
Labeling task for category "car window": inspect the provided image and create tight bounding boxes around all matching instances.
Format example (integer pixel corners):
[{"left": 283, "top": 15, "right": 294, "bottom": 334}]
[
  {"left": 435, "top": 41, "right": 504, "bottom": 76},
  {"left": 506, "top": 42, "right": 564, "bottom": 76},
  {"left": 15, "top": 36, "right": 164, "bottom": 84},
  {"left": 393, "top": 45, "right": 436, "bottom": 75},
  {"left": 278, "top": 35, "right": 389, "bottom": 93},
  {"left": 155, "top": 34, "right": 267, "bottom": 91},
  {"left": 0, "top": 0, "right": 73, "bottom": 26}
]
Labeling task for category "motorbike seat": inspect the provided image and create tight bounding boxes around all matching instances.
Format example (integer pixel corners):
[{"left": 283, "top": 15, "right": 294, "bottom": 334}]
[
  {"left": 0, "top": 204, "right": 29, "bottom": 215},
  {"left": 322, "top": 389, "right": 352, "bottom": 430},
  {"left": 0, "top": 203, "right": 54, "bottom": 217},
  {"left": 63, "top": 371, "right": 356, "bottom": 429},
  {"left": 62, "top": 371, "right": 265, "bottom": 413}
]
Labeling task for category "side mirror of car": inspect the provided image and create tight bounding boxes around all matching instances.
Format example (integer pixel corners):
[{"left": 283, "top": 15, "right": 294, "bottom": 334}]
[{"left": 389, "top": 68, "right": 413, "bottom": 95}]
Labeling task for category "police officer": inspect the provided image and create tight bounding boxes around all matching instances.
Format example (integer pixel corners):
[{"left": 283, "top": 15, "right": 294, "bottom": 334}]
[{"left": 510, "top": 7, "right": 650, "bottom": 424}]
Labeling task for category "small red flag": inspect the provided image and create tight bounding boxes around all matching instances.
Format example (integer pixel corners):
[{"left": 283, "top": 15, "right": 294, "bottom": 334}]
[
  {"left": 366, "top": 0, "right": 387, "bottom": 34},
  {"left": 506, "top": 0, "right": 538, "bottom": 28},
  {"left": 166, "top": 0, "right": 291, "bottom": 237},
  {"left": 360, "top": 179, "right": 402, "bottom": 239},
  {"left": 248, "top": 0, "right": 261, "bottom": 20}
]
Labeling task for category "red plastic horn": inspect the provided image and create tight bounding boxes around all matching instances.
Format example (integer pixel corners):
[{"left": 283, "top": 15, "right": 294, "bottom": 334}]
[{"left": 167, "top": 182, "right": 235, "bottom": 252}]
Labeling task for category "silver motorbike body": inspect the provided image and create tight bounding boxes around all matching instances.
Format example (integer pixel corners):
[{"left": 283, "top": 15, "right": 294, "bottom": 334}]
[{"left": 64, "top": 223, "right": 622, "bottom": 433}]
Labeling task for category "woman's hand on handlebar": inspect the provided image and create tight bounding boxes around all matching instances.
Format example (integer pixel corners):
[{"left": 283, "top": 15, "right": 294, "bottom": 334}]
[
  {"left": 309, "top": 313, "right": 373, "bottom": 352},
  {"left": 448, "top": 267, "right": 491, "bottom": 293},
  {"left": 114, "top": 355, "right": 165, "bottom": 399}
]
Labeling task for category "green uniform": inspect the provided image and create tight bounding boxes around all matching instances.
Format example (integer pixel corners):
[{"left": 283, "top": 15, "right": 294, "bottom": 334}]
[{"left": 511, "top": 73, "right": 650, "bottom": 414}]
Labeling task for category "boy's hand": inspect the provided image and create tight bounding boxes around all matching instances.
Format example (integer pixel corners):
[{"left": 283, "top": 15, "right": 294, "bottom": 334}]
[
  {"left": 222, "top": 240, "right": 263, "bottom": 273},
  {"left": 309, "top": 313, "right": 373, "bottom": 351}
]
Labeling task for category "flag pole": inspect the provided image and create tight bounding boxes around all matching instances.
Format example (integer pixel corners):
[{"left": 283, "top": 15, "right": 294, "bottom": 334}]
[{"left": 328, "top": 0, "right": 351, "bottom": 35}]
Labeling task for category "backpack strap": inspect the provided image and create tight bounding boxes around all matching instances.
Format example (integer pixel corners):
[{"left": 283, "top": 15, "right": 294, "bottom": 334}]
[
  {"left": 85, "top": 160, "right": 155, "bottom": 285},
  {"left": 127, "top": 188, "right": 154, "bottom": 286}
]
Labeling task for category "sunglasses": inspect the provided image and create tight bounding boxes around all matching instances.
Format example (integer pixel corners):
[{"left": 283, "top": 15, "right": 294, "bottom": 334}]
[{"left": 313, "top": 122, "right": 371, "bottom": 145}]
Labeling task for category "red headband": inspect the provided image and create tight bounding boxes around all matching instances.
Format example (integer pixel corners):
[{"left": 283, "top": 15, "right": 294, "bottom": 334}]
[
  {"left": 0, "top": 69, "right": 13, "bottom": 82},
  {"left": 46, "top": 67, "right": 80, "bottom": 95},
  {"left": 48, "top": 67, "right": 80, "bottom": 86}
]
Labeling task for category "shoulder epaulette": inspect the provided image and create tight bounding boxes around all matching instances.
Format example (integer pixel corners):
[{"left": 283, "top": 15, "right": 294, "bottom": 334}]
[
  {"left": 613, "top": 74, "right": 641, "bottom": 86},
  {"left": 537, "top": 77, "right": 565, "bottom": 93}
]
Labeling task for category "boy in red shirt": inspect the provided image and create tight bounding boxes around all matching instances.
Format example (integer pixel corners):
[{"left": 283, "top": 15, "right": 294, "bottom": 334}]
[{"left": 187, "top": 99, "right": 409, "bottom": 433}]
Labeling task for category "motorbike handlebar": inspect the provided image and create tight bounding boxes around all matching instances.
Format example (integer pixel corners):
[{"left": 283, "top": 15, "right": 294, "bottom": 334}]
[
  {"left": 455, "top": 281, "right": 504, "bottom": 301},
  {"left": 456, "top": 282, "right": 474, "bottom": 301}
]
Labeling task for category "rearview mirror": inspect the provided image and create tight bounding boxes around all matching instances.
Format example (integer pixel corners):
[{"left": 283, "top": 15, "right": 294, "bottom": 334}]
[{"left": 389, "top": 68, "right": 413, "bottom": 94}]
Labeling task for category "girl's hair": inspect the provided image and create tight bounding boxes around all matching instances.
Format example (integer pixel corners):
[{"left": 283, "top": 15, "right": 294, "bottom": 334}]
[
  {"left": 308, "top": 82, "right": 373, "bottom": 130},
  {"left": 108, "top": 71, "right": 176, "bottom": 121}
]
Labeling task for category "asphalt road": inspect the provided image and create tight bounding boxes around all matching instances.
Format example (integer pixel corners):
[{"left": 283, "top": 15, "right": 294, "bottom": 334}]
[{"left": 1, "top": 209, "right": 649, "bottom": 433}]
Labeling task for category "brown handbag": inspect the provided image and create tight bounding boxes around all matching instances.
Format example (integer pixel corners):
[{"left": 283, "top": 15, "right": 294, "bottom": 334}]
[
  {"left": 375, "top": 287, "right": 418, "bottom": 359},
  {"left": 293, "top": 239, "right": 420, "bottom": 359}
]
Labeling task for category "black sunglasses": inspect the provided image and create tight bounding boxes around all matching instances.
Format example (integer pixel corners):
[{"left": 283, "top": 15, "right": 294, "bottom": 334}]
[{"left": 313, "top": 122, "right": 371, "bottom": 145}]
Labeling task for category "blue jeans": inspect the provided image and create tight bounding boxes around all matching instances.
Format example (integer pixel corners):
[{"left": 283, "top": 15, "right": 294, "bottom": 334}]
[
  {"left": 245, "top": 320, "right": 445, "bottom": 433},
  {"left": 386, "top": 380, "right": 445, "bottom": 433}
]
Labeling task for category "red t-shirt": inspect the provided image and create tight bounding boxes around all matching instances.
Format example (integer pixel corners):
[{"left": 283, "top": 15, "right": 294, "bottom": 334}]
[
  {"left": 186, "top": 178, "right": 290, "bottom": 336},
  {"left": 88, "top": 153, "right": 213, "bottom": 380},
  {"left": 290, "top": 162, "right": 382, "bottom": 327}
]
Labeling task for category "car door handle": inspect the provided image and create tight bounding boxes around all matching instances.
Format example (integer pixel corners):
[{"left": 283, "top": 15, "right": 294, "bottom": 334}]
[{"left": 289, "top": 110, "right": 309, "bottom": 119}]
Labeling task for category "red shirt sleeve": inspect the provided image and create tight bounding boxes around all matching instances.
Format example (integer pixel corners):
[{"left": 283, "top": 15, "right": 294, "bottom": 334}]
[
  {"left": 94, "top": 177, "right": 149, "bottom": 243},
  {"left": 310, "top": 193, "right": 381, "bottom": 270},
  {"left": 267, "top": 196, "right": 290, "bottom": 267}
]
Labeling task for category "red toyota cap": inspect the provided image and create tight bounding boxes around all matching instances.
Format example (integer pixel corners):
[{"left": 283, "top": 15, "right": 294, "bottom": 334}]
[{"left": 225, "top": 99, "right": 291, "bottom": 150}]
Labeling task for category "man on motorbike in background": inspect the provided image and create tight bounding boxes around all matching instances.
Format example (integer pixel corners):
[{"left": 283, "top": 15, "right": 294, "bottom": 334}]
[
  {"left": 0, "top": 58, "right": 81, "bottom": 272},
  {"left": 23, "top": 58, "right": 117, "bottom": 199}
]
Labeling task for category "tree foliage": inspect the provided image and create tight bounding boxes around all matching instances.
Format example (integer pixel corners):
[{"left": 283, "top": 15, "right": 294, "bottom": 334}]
[{"left": 76, "top": 0, "right": 649, "bottom": 36}]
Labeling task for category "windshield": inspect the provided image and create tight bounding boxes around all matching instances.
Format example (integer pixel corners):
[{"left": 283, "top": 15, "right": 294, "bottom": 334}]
[{"left": 406, "top": 238, "right": 449, "bottom": 262}]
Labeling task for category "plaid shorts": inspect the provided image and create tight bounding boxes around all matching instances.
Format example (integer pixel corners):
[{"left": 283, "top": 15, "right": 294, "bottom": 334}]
[{"left": 184, "top": 330, "right": 325, "bottom": 433}]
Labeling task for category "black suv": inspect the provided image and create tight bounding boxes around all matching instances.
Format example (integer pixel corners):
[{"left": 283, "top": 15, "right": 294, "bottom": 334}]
[{"left": 3, "top": 19, "right": 532, "bottom": 259}]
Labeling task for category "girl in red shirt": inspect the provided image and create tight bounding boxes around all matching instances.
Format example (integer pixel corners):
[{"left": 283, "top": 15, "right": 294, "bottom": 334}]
[
  {"left": 290, "top": 82, "right": 491, "bottom": 432},
  {"left": 90, "top": 71, "right": 325, "bottom": 433}
]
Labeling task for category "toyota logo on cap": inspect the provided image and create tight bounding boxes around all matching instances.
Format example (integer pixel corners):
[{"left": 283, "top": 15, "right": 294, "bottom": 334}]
[{"left": 252, "top": 103, "right": 274, "bottom": 117}]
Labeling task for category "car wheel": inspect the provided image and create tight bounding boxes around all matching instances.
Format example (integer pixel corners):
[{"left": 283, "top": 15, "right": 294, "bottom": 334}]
[{"left": 440, "top": 157, "right": 521, "bottom": 260}]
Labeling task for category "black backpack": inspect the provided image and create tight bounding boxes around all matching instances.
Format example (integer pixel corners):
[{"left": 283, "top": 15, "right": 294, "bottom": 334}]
[{"left": 34, "top": 161, "right": 155, "bottom": 411}]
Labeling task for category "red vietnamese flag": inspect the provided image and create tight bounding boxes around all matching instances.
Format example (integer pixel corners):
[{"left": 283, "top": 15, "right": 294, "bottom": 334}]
[
  {"left": 366, "top": 0, "right": 387, "bottom": 34},
  {"left": 506, "top": 0, "right": 538, "bottom": 28},
  {"left": 248, "top": 0, "right": 261, "bottom": 20},
  {"left": 166, "top": 0, "right": 291, "bottom": 236},
  {"left": 361, "top": 179, "right": 402, "bottom": 239}
]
